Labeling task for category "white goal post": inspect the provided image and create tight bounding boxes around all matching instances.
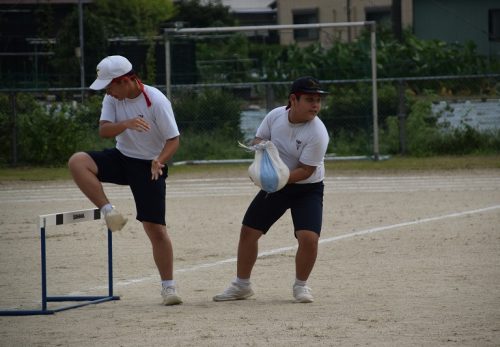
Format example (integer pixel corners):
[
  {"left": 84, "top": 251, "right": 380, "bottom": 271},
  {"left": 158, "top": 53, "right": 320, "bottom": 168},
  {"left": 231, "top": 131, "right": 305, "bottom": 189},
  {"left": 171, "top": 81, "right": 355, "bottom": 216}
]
[{"left": 163, "top": 21, "right": 379, "bottom": 160}]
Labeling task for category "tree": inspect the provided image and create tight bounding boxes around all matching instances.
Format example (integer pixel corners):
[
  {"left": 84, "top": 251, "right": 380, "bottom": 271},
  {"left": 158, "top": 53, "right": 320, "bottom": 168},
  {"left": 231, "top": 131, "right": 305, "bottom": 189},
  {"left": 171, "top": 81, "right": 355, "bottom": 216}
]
[
  {"left": 93, "top": 0, "right": 176, "bottom": 36},
  {"left": 168, "top": 0, "right": 236, "bottom": 27},
  {"left": 53, "top": 0, "right": 176, "bottom": 87},
  {"left": 53, "top": 9, "right": 108, "bottom": 87}
]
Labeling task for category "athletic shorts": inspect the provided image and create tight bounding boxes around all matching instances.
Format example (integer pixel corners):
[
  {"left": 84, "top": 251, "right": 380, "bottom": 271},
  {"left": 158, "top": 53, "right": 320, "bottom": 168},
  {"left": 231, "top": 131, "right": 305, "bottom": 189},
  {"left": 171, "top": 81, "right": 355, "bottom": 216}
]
[
  {"left": 86, "top": 148, "right": 168, "bottom": 225},
  {"left": 242, "top": 182, "right": 324, "bottom": 236}
]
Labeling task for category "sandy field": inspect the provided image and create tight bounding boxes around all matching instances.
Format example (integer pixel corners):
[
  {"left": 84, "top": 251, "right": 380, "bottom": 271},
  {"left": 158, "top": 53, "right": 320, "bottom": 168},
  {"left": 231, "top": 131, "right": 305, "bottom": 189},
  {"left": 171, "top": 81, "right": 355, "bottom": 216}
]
[{"left": 0, "top": 168, "right": 499, "bottom": 346}]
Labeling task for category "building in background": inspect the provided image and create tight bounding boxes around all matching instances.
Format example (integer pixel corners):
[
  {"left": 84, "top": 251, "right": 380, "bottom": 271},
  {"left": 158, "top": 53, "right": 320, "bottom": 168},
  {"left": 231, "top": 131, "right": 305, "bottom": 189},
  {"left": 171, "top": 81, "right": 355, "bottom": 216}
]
[
  {"left": 221, "top": 0, "right": 276, "bottom": 26},
  {"left": 273, "top": 0, "right": 412, "bottom": 47},
  {"left": 2, "top": 0, "right": 500, "bottom": 89},
  {"left": 413, "top": 0, "right": 500, "bottom": 58}
]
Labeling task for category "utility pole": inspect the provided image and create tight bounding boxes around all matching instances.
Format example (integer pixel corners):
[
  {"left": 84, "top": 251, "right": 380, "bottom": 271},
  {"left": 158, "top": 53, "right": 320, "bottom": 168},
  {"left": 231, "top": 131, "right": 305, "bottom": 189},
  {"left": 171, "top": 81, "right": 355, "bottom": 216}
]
[
  {"left": 392, "top": 0, "right": 406, "bottom": 154},
  {"left": 78, "top": 0, "right": 85, "bottom": 102},
  {"left": 346, "top": 0, "right": 351, "bottom": 42}
]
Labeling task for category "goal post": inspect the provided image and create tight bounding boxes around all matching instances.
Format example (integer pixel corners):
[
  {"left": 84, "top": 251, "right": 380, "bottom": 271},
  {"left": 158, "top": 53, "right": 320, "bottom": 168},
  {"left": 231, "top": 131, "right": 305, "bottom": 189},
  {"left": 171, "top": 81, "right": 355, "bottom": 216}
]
[{"left": 163, "top": 21, "right": 379, "bottom": 160}]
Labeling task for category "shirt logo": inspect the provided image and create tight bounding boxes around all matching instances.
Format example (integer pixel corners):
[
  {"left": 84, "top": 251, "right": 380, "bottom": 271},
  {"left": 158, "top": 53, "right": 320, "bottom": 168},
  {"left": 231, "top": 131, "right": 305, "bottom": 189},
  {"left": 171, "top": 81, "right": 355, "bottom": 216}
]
[{"left": 296, "top": 139, "right": 302, "bottom": 150}]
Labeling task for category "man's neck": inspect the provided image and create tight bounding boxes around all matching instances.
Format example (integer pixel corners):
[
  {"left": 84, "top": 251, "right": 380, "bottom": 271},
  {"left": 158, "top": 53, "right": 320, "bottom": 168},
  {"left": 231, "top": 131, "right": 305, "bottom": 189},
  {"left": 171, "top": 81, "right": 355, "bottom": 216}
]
[{"left": 128, "top": 80, "right": 143, "bottom": 99}]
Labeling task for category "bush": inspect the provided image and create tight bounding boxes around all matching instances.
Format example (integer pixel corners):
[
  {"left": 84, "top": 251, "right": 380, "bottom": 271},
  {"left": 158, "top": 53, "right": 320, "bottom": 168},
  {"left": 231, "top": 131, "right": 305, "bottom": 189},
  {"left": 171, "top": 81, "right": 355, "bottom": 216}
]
[
  {"left": 322, "top": 83, "right": 398, "bottom": 134},
  {"left": 174, "top": 129, "right": 252, "bottom": 161},
  {"left": 382, "top": 97, "right": 500, "bottom": 156},
  {"left": 173, "top": 88, "right": 243, "bottom": 138},
  {"left": 330, "top": 129, "right": 371, "bottom": 156},
  {"left": 1, "top": 93, "right": 113, "bottom": 166}
]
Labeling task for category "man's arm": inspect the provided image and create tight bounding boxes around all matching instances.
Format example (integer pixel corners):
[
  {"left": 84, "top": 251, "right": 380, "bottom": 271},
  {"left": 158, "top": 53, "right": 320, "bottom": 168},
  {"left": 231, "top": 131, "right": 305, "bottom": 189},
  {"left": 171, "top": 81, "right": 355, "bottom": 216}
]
[
  {"left": 288, "top": 162, "right": 316, "bottom": 183},
  {"left": 151, "top": 136, "right": 180, "bottom": 180},
  {"left": 99, "top": 118, "right": 151, "bottom": 138}
]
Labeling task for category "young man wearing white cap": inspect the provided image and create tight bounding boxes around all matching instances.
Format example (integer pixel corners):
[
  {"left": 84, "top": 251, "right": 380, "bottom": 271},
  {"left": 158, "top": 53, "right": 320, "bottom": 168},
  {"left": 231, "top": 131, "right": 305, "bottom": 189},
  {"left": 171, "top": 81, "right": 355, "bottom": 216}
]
[
  {"left": 213, "top": 76, "right": 330, "bottom": 303},
  {"left": 68, "top": 55, "right": 182, "bottom": 305}
]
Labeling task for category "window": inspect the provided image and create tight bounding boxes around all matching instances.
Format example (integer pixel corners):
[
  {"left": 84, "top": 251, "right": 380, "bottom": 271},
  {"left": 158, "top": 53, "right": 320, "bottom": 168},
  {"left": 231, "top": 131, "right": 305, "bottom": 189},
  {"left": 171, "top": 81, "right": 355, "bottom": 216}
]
[
  {"left": 365, "top": 6, "right": 391, "bottom": 27},
  {"left": 293, "top": 8, "right": 319, "bottom": 41},
  {"left": 489, "top": 9, "right": 500, "bottom": 41}
]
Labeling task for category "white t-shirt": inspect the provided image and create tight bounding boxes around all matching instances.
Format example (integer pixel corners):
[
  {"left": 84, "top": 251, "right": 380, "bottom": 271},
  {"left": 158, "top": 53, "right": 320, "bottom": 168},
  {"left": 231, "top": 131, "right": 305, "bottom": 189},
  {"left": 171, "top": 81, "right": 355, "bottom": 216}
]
[
  {"left": 100, "top": 85, "right": 180, "bottom": 160},
  {"left": 256, "top": 106, "right": 329, "bottom": 184}
]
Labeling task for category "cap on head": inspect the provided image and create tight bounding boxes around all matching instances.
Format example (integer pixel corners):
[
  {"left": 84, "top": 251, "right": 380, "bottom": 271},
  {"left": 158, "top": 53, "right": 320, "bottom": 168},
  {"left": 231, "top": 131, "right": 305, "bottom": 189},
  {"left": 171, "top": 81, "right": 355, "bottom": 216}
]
[
  {"left": 89, "top": 55, "right": 133, "bottom": 90},
  {"left": 290, "top": 76, "right": 328, "bottom": 95}
]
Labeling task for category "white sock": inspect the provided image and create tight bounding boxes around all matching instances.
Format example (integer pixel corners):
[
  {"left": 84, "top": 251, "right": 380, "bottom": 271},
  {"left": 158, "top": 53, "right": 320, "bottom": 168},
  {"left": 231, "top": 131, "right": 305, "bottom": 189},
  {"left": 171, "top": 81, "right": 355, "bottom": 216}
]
[
  {"left": 234, "top": 277, "right": 250, "bottom": 287},
  {"left": 161, "top": 280, "right": 176, "bottom": 288},
  {"left": 294, "top": 279, "right": 307, "bottom": 287},
  {"left": 101, "top": 203, "right": 113, "bottom": 215}
]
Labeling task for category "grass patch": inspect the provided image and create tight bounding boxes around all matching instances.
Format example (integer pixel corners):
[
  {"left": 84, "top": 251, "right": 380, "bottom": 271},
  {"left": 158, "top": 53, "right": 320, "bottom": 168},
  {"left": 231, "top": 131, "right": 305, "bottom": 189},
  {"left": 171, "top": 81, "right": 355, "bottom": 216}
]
[
  {"left": 0, "top": 166, "right": 71, "bottom": 181},
  {"left": 1, "top": 155, "right": 498, "bottom": 182}
]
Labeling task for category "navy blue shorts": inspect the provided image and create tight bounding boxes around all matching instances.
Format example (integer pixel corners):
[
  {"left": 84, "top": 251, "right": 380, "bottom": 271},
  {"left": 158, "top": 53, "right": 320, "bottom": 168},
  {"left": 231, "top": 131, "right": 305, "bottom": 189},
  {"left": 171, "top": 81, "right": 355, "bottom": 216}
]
[
  {"left": 242, "top": 182, "right": 324, "bottom": 236},
  {"left": 86, "top": 148, "right": 168, "bottom": 225}
]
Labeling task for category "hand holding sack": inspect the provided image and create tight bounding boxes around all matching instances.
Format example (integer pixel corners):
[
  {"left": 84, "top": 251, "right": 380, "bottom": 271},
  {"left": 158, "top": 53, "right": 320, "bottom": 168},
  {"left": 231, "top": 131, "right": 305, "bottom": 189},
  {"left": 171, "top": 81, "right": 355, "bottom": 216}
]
[{"left": 239, "top": 141, "right": 290, "bottom": 193}]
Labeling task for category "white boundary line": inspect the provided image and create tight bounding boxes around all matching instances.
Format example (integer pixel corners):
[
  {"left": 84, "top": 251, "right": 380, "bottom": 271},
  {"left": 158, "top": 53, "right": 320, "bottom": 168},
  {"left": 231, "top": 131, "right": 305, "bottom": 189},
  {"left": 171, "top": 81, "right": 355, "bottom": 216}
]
[{"left": 67, "top": 204, "right": 500, "bottom": 295}]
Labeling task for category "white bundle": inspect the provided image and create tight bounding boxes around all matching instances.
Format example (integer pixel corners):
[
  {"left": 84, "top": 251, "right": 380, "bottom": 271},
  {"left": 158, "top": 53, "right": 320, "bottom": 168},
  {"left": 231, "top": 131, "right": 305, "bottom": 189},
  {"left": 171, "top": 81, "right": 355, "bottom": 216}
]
[{"left": 239, "top": 140, "right": 290, "bottom": 193}]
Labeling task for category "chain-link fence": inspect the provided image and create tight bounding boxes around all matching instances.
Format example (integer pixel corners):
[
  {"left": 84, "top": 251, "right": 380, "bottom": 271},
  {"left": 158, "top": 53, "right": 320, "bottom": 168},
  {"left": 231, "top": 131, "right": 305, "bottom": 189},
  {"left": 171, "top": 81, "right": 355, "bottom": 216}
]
[{"left": 1, "top": 73, "right": 499, "bottom": 166}]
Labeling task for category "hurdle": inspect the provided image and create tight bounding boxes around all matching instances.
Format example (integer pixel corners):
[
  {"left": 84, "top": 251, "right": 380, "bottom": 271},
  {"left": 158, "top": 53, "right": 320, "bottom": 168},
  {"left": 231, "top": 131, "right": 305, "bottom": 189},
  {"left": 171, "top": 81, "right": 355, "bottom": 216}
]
[{"left": 0, "top": 208, "right": 120, "bottom": 316}]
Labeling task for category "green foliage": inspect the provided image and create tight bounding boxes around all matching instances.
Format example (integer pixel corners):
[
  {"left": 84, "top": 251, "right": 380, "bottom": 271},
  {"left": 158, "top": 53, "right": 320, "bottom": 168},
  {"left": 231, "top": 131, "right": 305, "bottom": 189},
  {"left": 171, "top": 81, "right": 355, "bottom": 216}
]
[
  {"left": 53, "top": 10, "right": 108, "bottom": 87},
  {"left": 196, "top": 34, "right": 253, "bottom": 83},
  {"left": 14, "top": 95, "right": 79, "bottom": 164},
  {"left": 258, "top": 26, "right": 498, "bottom": 92},
  {"left": 377, "top": 29, "right": 491, "bottom": 78},
  {"left": 173, "top": 88, "right": 243, "bottom": 138},
  {"left": 93, "top": 0, "right": 175, "bottom": 36},
  {"left": 51, "top": 0, "right": 175, "bottom": 87},
  {"left": 322, "top": 83, "right": 398, "bottom": 133},
  {"left": 381, "top": 97, "right": 500, "bottom": 156},
  {"left": 1, "top": 93, "right": 113, "bottom": 165},
  {"left": 174, "top": 130, "right": 252, "bottom": 161},
  {"left": 330, "top": 129, "right": 371, "bottom": 156},
  {"left": 169, "top": 0, "right": 236, "bottom": 28},
  {"left": 0, "top": 94, "right": 12, "bottom": 165}
]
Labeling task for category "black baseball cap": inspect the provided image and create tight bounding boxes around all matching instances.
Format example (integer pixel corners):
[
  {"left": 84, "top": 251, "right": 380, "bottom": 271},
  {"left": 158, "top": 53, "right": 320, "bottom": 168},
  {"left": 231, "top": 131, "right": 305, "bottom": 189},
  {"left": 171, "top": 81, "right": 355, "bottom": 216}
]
[{"left": 290, "top": 76, "right": 329, "bottom": 95}]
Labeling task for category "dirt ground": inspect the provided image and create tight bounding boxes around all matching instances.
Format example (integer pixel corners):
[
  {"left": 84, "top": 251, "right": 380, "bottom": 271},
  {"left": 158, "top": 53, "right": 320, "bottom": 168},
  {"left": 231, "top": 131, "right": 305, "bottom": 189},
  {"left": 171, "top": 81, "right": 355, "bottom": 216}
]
[{"left": 1, "top": 168, "right": 499, "bottom": 346}]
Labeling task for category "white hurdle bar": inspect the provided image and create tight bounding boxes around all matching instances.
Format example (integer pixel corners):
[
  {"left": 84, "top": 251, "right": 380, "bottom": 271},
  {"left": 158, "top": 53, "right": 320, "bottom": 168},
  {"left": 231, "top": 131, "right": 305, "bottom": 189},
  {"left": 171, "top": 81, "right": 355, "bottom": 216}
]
[{"left": 0, "top": 208, "right": 120, "bottom": 316}]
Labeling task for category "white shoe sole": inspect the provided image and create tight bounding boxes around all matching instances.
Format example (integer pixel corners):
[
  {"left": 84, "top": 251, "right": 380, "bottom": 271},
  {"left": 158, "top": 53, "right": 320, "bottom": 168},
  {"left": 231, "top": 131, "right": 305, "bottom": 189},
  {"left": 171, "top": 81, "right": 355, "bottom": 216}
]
[
  {"left": 163, "top": 295, "right": 183, "bottom": 306},
  {"left": 294, "top": 297, "right": 314, "bottom": 303},
  {"left": 213, "top": 289, "right": 254, "bottom": 302}
]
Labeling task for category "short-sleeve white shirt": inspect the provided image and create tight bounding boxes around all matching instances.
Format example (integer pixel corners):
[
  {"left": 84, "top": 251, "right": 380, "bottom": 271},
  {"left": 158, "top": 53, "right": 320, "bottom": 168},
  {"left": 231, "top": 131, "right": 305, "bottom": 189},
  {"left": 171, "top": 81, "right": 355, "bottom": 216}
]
[
  {"left": 256, "top": 106, "right": 329, "bottom": 184},
  {"left": 100, "top": 85, "right": 180, "bottom": 160}
]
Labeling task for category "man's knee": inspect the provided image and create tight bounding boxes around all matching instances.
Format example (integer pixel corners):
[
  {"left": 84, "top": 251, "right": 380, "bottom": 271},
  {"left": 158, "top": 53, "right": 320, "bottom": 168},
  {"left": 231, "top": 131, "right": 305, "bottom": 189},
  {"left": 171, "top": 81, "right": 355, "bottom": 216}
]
[
  {"left": 68, "top": 152, "right": 94, "bottom": 172},
  {"left": 296, "top": 230, "right": 319, "bottom": 249},
  {"left": 240, "top": 225, "right": 263, "bottom": 242}
]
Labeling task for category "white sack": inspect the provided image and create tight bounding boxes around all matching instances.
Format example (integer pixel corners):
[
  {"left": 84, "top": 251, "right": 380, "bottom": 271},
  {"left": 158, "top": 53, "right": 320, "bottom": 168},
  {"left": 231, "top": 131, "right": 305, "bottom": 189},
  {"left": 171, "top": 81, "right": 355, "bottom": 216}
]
[{"left": 239, "top": 141, "right": 290, "bottom": 193}]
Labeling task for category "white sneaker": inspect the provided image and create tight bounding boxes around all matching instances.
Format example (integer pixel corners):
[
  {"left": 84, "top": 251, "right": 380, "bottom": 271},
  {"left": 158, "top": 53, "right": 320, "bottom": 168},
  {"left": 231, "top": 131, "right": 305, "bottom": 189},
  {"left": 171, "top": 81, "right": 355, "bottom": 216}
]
[
  {"left": 293, "top": 285, "right": 314, "bottom": 303},
  {"left": 161, "top": 286, "right": 183, "bottom": 306},
  {"left": 104, "top": 208, "right": 127, "bottom": 232},
  {"left": 213, "top": 283, "right": 254, "bottom": 302}
]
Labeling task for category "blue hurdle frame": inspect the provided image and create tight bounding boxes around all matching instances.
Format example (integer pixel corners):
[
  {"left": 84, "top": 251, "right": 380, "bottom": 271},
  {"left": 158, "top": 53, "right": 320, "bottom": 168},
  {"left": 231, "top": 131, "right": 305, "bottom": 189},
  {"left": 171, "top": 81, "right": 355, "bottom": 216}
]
[{"left": 0, "top": 208, "right": 120, "bottom": 316}]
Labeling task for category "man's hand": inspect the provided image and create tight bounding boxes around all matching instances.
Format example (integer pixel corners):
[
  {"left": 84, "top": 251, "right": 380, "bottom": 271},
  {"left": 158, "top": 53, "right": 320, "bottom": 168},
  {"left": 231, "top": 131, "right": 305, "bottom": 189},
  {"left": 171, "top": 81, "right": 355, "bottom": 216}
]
[
  {"left": 151, "top": 158, "right": 164, "bottom": 180},
  {"left": 127, "top": 117, "right": 151, "bottom": 132}
]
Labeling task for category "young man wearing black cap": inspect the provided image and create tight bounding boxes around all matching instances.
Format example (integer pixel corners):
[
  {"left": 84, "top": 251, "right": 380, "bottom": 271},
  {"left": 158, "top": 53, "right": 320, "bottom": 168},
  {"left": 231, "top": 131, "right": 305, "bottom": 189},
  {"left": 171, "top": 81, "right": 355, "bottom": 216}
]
[
  {"left": 213, "top": 76, "right": 330, "bottom": 303},
  {"left": 68, "top": 55, "right": 182, "bottom": 305}
]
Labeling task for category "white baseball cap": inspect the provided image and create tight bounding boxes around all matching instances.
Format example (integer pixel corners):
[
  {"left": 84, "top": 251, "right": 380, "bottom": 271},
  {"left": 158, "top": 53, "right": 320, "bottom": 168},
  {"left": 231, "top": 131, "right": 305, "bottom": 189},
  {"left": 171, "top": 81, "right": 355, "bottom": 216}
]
[{"left": 89, "top": 55, "right": 133, "bottom": 90}]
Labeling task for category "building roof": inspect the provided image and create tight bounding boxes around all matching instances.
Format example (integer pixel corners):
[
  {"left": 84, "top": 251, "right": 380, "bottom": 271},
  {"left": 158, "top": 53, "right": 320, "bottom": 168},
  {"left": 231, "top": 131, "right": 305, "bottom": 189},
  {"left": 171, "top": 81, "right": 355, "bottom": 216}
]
[{"left": 220, "top": 0, "right": 275, "bottom": 13}]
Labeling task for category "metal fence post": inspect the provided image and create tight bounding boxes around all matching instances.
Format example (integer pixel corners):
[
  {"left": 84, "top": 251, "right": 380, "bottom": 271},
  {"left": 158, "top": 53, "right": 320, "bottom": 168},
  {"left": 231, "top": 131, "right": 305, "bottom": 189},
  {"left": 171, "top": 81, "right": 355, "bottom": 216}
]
[
  {"left": 398, "top": 79, "right": 407, "bottom": 155},
  {"left": 10, "top": 92, "right": 17, "bottom": 166},
  {"left": 370, "top": 22, "right": 379, "bottom": 160}
]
